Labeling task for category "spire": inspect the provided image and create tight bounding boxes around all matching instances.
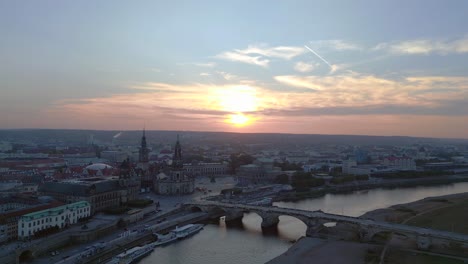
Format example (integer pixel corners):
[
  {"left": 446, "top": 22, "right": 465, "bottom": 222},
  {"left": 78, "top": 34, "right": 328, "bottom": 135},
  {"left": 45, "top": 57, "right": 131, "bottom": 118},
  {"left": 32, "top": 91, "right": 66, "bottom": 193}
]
[
  {"left": 172, "top": 134, "right": 183, "bottom": 169},
  {"left": 139, "top": 128, "right": 149, "bottom": 163}
]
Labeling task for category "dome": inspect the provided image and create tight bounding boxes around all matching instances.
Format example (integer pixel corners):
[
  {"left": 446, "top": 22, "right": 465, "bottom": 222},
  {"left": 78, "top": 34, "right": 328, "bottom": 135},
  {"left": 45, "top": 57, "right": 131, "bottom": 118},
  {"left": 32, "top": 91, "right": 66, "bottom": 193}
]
[{"left": 85, "top": 163, "right": 113, "bottom": 170}]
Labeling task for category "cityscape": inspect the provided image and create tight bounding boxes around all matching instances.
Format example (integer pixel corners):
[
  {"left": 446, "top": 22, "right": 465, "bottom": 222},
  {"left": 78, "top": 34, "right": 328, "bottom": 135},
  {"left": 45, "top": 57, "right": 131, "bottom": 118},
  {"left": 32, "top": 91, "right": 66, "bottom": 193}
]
[{"left": 1, "top": 1, "right": 468, "bottom": 264}]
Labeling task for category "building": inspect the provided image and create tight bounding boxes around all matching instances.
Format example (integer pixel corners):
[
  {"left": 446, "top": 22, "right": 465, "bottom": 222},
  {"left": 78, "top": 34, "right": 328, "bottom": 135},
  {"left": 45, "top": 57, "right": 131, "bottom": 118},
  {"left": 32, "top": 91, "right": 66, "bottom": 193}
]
[
  {"left": 154, "top": 136, "right": 194, "bottom": 195},
  {"left": 0, "top": 198, "right": 63, "bottom": 242},
  {"left": 383, "top": 156, "right": 416, "bottom": 170},
  {"left": 183, "top": 161, "right": 228, "bottom": 177},
  {"left": 39, "top": 161, "right": 140, "bottom": 214},
  {"left": 18, "top": 201, "right": 91, "bottom": 240},
  {"left": 137, "top": 129, "right": 153, "bottom": 189},
  {"left": 237, "top": 158, "right": 282, "bottom": 185}
]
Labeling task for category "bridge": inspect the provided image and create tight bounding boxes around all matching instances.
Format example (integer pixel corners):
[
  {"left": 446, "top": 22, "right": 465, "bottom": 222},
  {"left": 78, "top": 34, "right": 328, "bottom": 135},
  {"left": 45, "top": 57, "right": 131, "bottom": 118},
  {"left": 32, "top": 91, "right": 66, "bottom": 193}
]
[{"left": 184, "top": 201, "right": 468, "bottom": 250}]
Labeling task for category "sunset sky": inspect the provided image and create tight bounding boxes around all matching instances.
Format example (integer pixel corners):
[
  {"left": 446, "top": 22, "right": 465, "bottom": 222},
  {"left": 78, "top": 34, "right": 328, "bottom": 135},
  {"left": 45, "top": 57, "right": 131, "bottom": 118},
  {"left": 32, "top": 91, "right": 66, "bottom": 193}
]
[{"left": 1, "top": 1, "right": 468, "bottom": 138}]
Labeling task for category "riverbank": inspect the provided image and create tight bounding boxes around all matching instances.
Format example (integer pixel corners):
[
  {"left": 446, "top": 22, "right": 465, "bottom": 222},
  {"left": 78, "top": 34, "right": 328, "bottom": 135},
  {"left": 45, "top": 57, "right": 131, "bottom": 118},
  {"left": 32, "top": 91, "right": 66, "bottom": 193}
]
[
  {"left": 275, "top": 175, "right": 468, "bottom": 202},
  {"left": 269, "top": 191, "right": 468, "bottom": 264}
]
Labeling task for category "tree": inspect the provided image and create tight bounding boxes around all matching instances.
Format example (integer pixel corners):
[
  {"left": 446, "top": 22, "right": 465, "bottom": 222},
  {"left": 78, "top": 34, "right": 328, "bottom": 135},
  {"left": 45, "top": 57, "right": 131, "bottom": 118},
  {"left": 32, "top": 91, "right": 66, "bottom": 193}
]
[
  {"left": 274, "top": 174, "right": 289, "bottom": 184},
  {"left": 291, "top": 171, "right": 324, "bottom": 191},
  {"left": 228, "top": 153, "right": 254, "bottom": 174}
]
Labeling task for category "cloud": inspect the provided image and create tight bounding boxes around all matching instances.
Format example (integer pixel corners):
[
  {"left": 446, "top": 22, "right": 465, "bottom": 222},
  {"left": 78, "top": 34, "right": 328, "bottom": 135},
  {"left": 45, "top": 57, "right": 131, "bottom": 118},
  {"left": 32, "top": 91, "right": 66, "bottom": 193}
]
[
  {"left": 216, "top": 51, "right": 270, "bottom": 67},
  {"left": 193, "top": 62, "right": 217, "bottom": 67},
  {"left": 215, "top": 44, "right": 306, "bottom": 67},
  {"left": 216, "top": 71, "right": 238, "bottom": 80},
  {"left": 40, "top": 73, "right": 468, "bottom": 137},
  {"left": 374, "top": 36, "right": 468, "bottom": 54},
  {"left": 309, "top": 40, "right": 362, "bottom": 51},
  {"left": 200, "top": 72, "right": 211, "bottom": 76},
  {"left": 294, "top": 62, "right": 317, "bottom": 73},
  {"left": 274, "top": 74, "right": 468, "bottom": 111}
]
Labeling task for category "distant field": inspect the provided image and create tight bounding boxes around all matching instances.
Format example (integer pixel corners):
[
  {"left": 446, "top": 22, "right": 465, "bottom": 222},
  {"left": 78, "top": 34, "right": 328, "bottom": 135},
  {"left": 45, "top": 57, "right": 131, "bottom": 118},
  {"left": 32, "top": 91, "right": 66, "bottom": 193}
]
[{"left": 406, "top": 199, "right": 468, "bottom": 235}]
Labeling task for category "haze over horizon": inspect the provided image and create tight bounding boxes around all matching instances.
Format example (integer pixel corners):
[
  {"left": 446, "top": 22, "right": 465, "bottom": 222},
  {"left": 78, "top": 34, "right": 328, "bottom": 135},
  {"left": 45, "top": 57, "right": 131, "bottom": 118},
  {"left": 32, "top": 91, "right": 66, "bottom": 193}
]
[{"left": 2, "top": 1, "right": 468, "bottom": 138}]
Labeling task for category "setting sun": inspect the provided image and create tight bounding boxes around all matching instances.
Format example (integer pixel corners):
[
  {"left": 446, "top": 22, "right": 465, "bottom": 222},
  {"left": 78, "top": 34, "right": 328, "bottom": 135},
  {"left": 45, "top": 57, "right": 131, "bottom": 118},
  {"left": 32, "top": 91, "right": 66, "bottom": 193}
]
[
  {"left": 218, "top": 85, "right": 258, "bottom": 112},
  {"left": 228, "top": 113, "right": 251, "bottom": 126}
]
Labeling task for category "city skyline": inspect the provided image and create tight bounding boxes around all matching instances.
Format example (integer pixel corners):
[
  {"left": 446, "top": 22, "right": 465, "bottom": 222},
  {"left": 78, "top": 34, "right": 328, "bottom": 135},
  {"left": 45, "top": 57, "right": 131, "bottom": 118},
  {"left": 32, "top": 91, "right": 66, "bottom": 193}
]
[{"left": 1, "top": 1, "right": 468, "bottom": 139}]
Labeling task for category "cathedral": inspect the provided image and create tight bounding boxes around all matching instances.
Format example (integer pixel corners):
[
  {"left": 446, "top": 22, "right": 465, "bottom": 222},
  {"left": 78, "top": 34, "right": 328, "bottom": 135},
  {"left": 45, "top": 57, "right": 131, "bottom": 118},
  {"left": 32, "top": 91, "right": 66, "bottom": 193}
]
[{"left": 153, "top": 135, "right": 195, "bottom": 195}]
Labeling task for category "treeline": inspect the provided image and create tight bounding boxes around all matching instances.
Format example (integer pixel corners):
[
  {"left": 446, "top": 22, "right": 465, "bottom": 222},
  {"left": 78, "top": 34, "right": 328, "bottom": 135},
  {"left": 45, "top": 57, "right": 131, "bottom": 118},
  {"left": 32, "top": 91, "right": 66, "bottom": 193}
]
[
  {"left": 330, "top": 175, "right": 369, "bottom": 184},
  {"left": 291, "top": 172, "right": 325, "bottom": 191},
  {"left": 372, "top": 170, "right": 452, "bottom": 179},
  {"left": 273, "top": 161, "right": 303, "bottom": 171}
]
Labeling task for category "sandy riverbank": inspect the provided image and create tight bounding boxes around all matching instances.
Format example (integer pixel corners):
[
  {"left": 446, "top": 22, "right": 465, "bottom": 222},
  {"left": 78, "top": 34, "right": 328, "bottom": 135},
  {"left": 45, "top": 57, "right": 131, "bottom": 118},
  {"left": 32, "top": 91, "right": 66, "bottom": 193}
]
[{"left": 268, "top": 191, "right": 468, "bottom": 264}]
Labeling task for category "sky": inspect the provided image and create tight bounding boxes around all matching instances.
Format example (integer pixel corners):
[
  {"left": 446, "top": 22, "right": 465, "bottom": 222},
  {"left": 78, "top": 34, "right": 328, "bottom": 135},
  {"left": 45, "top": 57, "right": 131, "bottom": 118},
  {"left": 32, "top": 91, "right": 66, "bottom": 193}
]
[{"left": 1, "top": 0, "right": 468, "bottom": 138}]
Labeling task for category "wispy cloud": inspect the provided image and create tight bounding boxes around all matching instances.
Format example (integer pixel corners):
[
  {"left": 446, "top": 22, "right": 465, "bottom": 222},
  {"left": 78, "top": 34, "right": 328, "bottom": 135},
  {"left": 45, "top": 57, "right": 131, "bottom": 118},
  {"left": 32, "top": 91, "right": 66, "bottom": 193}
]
[
  {"left": 374, "top": 36, "right": 468, "bottom": 55},
  {"left": 193, "top": 62, "right": 217, "bottom": 67},
  {"left": 41, "top": 74, "right": 468, "bottom": 136},
  {"left": 216, "top": 44, "right": 306, "bottom": 67},
  {"left": 178, "top": 62, "right": 217, "bottom": 67},
  {"left": 294, "top": 61, "right": 317, "bottom": 73},
  {"left": 216, "top": 71, "right": 238, "bottom": 80},
  {"left": 309, "top": 40, "right": 362, "bottom": 51}
]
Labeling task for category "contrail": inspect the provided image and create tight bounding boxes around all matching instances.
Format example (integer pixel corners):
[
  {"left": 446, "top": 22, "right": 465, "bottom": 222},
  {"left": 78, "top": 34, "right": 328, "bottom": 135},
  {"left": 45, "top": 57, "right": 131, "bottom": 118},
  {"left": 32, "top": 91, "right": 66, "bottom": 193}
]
[{"left": 304, "top": 45, "right": 334, "bottom": 70}]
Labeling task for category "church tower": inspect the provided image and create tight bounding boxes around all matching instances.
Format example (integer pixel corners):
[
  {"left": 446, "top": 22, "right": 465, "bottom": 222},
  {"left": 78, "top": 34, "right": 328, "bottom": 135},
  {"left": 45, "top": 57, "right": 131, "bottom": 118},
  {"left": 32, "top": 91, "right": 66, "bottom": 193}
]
[
  {"left": 172, "top": 134, "right": 183, "bottom": 169},
  {"left": 138, "top": 129, "right": 149, "bottom": 163},
  {"left": 155, "top": 135, "right": 194, "bottom": 195}
]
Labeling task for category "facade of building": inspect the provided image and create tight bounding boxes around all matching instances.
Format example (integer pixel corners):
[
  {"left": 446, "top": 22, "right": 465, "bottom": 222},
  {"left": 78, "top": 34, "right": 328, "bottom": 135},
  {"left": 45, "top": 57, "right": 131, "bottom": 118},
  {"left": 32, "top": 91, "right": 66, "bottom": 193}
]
[
  {"left": 237, "top": 158, "right": 282, "bottom": 185},
  {"left": 154, "top": 136, "right": 194, "bottom": 195},
  {"left": 0, "top": 199, "right": 63, "bottom": 242},
  {"left": 383, "top": 156, "right": 416, "bottom": 170},
  {"left": 18, "top": 201, "right": 91, "bottom": 240},
  {"left": 39, "top": 162, "right": 140, "bottom": 214},
  {"left": 183, "top": 161, "right": 228, "bottom": 177}
]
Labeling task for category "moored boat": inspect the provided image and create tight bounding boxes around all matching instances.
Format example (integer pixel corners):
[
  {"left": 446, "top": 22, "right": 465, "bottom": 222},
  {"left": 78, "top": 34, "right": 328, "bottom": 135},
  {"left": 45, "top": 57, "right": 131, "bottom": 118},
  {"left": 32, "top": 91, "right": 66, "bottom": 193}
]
[
  {"left": 173, "top": 224, "right": 204, "bottom": 239},
  {"left": 106, "top": 243, "right": 155, "bottom": 264}
]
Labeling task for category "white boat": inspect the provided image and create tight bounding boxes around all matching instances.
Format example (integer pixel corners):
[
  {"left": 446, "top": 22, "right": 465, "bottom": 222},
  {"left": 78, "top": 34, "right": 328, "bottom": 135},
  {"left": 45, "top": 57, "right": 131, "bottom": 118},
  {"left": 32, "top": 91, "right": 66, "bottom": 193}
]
[
  {"left": 151, "top": 231, "right": 178, "bottom": 247},
  {"left": 173, "top": 224, "right": 204, "bottom": 239},
  {"left": 107, "top": 243, "right": 155, "bottom": 264}
]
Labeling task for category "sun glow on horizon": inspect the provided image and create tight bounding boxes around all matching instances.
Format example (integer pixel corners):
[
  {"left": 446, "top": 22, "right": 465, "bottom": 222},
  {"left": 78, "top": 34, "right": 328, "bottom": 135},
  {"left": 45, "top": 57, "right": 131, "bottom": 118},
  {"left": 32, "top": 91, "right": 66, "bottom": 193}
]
[
  {"left": 217, "top": 85, "right": 260, "bottom": 127},
  {"left": 227, "top": 113, "right": 251, "bottom": 126}
]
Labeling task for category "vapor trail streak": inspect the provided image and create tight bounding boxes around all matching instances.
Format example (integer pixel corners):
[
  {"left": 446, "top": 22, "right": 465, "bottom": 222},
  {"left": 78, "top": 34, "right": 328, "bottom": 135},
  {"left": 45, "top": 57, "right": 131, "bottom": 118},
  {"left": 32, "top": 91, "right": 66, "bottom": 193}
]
[{"left": 304, "top": 45, "right": 333, "bottom": 69}]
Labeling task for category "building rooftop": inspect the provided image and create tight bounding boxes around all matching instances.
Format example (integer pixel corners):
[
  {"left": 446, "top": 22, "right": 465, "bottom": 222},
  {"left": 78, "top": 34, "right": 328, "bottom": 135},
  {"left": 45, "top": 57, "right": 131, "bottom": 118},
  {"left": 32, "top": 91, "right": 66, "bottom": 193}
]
[{"left": 20, "top": 201, "right": 90, "bottom": 222}]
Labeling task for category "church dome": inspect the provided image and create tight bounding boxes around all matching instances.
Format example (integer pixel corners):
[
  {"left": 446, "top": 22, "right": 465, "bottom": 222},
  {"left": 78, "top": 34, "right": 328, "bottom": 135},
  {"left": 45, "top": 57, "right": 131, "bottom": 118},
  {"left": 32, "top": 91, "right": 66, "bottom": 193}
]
[{"left": 85, "top": 163, "right": 113, "bottom": 170}]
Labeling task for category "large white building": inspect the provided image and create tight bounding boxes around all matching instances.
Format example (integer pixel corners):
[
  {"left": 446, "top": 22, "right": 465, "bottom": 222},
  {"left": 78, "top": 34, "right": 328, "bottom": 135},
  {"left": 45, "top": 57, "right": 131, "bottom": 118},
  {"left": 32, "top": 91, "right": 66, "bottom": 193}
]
[
  {"left": 383, "top": 156, "right": 416, "bottom": 170},
  {"left": 18, "top": 201, "right": 91, "bottom": 240}
]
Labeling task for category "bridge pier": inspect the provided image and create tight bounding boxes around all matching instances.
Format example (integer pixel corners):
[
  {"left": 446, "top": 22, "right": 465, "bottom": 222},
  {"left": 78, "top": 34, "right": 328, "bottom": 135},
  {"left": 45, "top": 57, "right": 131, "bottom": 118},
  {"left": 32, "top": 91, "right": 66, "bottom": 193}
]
[
  {"left": 305, "top": 219, "right": 326, "bottom": 237},
  {"left": 224, "top": 210, "right": 244, "bottom": 225},
  {"left": 259, "top": 214, "right": 280, "bottom": 229}
]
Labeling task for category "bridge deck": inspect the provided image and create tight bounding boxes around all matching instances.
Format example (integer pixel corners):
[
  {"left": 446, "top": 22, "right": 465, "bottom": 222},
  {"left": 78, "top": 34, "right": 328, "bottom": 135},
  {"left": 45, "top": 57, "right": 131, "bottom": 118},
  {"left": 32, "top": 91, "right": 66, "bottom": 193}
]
[{"left": 186, "top": 201, "right": 468, "bottom": 243}]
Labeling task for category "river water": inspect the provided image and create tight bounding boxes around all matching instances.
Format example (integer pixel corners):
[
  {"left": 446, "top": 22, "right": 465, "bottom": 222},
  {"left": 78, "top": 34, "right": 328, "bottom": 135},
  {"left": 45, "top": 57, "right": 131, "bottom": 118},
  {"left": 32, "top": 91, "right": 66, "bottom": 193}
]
[{"left": 141, "top": 182, "right": 468, "bottom": 264}]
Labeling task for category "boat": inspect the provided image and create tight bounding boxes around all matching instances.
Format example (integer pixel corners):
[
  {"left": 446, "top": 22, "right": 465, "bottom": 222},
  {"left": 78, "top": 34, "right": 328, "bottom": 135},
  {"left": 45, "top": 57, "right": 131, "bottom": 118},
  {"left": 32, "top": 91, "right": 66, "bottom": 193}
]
[
  {"left": 106, "top": 243, "right": 155, "bottom": 264},
  {"left": 173, "top": 224, "right": 204, "bottom": 239},
  {"left": 151, "top": 231, "right": 178, "bottom": 247}
]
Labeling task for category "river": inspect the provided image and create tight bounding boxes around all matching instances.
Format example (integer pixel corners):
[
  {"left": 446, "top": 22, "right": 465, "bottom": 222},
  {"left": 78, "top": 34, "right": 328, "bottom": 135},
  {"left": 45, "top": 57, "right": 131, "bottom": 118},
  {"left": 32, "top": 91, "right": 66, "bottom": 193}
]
[{"left": 141, "top": 182, "right": 468, "bottom": 264}]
